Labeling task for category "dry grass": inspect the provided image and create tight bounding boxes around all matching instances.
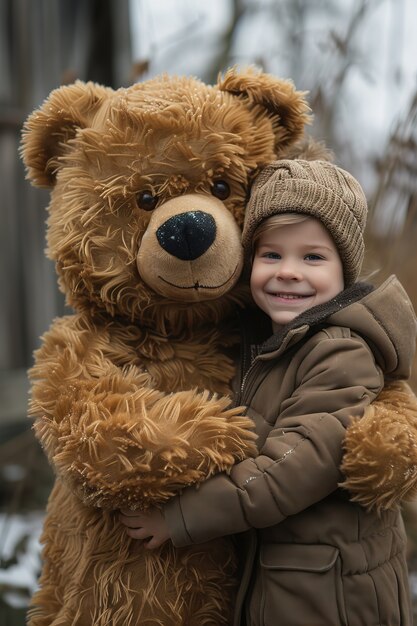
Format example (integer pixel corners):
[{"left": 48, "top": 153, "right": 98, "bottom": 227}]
[
  {"left": 366, "top": 231, "right": 417, "bottom": 391},
  {"left": 364, "top": 88, "right": 417, "bottom": 390}
]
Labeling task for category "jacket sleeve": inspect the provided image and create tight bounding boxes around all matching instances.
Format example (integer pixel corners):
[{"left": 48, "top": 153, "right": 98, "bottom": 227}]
[{"left": 164, "top": 333, "right": 384, "bottom": 546}]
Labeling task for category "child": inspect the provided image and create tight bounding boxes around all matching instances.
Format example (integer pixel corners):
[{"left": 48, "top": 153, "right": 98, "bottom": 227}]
[{"left": 120, "top": 159, "right": 417, "bottom": 626}]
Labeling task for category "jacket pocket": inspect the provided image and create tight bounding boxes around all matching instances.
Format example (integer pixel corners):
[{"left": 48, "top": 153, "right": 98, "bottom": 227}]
[{"left": 251, "top": 543, "right": 347, "bottom": 626}]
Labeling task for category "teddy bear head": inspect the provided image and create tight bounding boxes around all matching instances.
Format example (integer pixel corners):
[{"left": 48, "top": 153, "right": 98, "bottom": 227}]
[{"left": 21, "top": 68, "right": 310, "bottom": 330}]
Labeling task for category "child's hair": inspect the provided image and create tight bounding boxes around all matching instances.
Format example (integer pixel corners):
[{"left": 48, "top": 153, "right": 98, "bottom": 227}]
[{"left": 251, "top": 212, "right": 308, "bottom": 254}]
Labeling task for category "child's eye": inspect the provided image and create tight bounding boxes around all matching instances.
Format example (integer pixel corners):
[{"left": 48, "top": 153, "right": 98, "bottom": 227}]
[
  {"left": 305, "top": 253, "right": 324, "bottom": 261},
  {"left": 262, "top": 252, "right": 281, "bottom": 260}
]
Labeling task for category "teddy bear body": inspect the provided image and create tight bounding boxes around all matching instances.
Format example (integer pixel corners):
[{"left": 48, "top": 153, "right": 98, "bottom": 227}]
[{"left": 22, "top": 70, "right": 311, "bottom": 625}]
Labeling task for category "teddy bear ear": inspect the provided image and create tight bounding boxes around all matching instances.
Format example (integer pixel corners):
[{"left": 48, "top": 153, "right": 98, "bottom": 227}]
[
  {"left": 217, "top": 66, "right": 312, "bottom": 152},
  {"left": 21, "top": 80, "right": 113, "bottom": 188}
]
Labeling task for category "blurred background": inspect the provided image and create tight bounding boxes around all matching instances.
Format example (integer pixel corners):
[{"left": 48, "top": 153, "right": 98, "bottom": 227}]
[{"left": 1, "top": 0, "right": 416, "bottom": 623}]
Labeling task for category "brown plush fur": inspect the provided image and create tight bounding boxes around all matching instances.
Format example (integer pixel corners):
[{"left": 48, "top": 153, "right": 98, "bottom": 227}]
[
  {"left": 341, "top": 381, "right": 417, "bottom": 512},
  {"left": 21, "top": 68, "right": 417, "bottom": 624}
]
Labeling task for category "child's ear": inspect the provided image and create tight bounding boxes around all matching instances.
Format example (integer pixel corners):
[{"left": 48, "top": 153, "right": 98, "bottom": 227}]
[
  {"left": 21, "top": 81, "right": 113, "bottom": 188},
  {"left": 217, "top": 66, "right": 311, "bottom": 153}
]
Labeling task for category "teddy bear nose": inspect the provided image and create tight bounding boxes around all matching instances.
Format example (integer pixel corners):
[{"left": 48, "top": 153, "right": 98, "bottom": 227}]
[{"left": 156, "top": 211, "right": 216, "bottom": 260}]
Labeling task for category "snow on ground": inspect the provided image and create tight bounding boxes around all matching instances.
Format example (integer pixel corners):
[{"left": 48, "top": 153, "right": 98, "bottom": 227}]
[{"left": 0, "top": 512, "right": 43, "bottom": 608}]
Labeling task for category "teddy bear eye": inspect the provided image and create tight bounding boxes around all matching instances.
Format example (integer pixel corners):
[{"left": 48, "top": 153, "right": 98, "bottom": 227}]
[
  {"left": 211, "top": 180, "right": 230, "bottom": 201},
  {"left": 136, "top": 190, "right": 158, "bottom": 211}
]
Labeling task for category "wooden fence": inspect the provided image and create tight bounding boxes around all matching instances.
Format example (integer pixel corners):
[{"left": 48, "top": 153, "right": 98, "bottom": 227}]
[{"left": 0, "top": 0, "right": 132, "bottom": 429}]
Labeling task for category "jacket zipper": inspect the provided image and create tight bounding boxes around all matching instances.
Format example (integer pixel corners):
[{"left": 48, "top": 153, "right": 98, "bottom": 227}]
[
  {"left": 235, "top": 315, "right": 265, "bottom": 407},
  {"left": 240, "top": 357, "right": 265, "bottom": 407},
  {"left": 234, "top": 315, "right": 250, "bottom": 408}
]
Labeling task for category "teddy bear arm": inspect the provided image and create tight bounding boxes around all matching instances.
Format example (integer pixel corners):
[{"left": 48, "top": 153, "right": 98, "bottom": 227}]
[
  {"left": 29, "top": 317, "right": 257, "bottom": 510},
  {"left": 340, "top": 380, "right": 417, "bottom": 511}
]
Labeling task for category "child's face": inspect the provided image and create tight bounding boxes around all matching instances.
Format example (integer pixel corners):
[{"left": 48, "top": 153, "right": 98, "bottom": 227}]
[{"left": 250, "top": 217, "right": 344, "bottom": 328}]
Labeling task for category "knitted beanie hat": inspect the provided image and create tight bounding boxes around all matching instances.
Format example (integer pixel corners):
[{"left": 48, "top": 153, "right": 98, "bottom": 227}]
[{"left": 242, "top": 159, "right": 368, "bottom": 286}]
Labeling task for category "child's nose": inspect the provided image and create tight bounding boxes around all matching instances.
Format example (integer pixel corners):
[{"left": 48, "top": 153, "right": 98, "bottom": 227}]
[{"left": 275, "top": 259, "right": 301, "bottom": 280}]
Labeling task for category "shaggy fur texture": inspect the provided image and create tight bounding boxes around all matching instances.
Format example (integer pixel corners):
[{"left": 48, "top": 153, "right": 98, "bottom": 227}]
[
  {"left": 341, "top": 381, "right": 417, "bottom": 512},
  {"left": 21, "top": 68, "right": 417, "bottom": 624}
]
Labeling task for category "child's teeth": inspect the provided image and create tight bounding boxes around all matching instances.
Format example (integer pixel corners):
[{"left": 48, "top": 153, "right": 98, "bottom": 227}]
[{"left": 277, "top": 293, "right": 301, "bottom": 299}]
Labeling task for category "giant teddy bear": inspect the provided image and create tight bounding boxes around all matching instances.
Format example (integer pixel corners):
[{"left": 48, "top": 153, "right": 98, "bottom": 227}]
[{"left": 21, "top": 68, "right": 417, "bottom": 625}]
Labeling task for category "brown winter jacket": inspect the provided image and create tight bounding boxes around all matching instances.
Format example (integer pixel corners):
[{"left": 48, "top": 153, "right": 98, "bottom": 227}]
[{"left": 164, "top": 275, "right": 417, "bottom": 626}]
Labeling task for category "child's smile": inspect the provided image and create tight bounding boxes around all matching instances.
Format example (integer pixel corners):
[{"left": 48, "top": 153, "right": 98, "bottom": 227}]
[{"left": 265, "top": 291, "right": 313, "bottom": 300}]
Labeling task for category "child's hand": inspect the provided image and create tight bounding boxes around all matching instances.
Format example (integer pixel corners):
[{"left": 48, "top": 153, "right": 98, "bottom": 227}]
[{"left": 119, "top": 507, "right": 170, "bottom": 549}]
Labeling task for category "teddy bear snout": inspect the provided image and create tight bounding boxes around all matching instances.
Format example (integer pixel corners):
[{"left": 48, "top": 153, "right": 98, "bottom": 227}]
[
  {"left": 156, "top": 211, "right": 216, "bottom": 261},
  {"left": 136, "top": 193, "right": 244, "bottom": 301}
]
